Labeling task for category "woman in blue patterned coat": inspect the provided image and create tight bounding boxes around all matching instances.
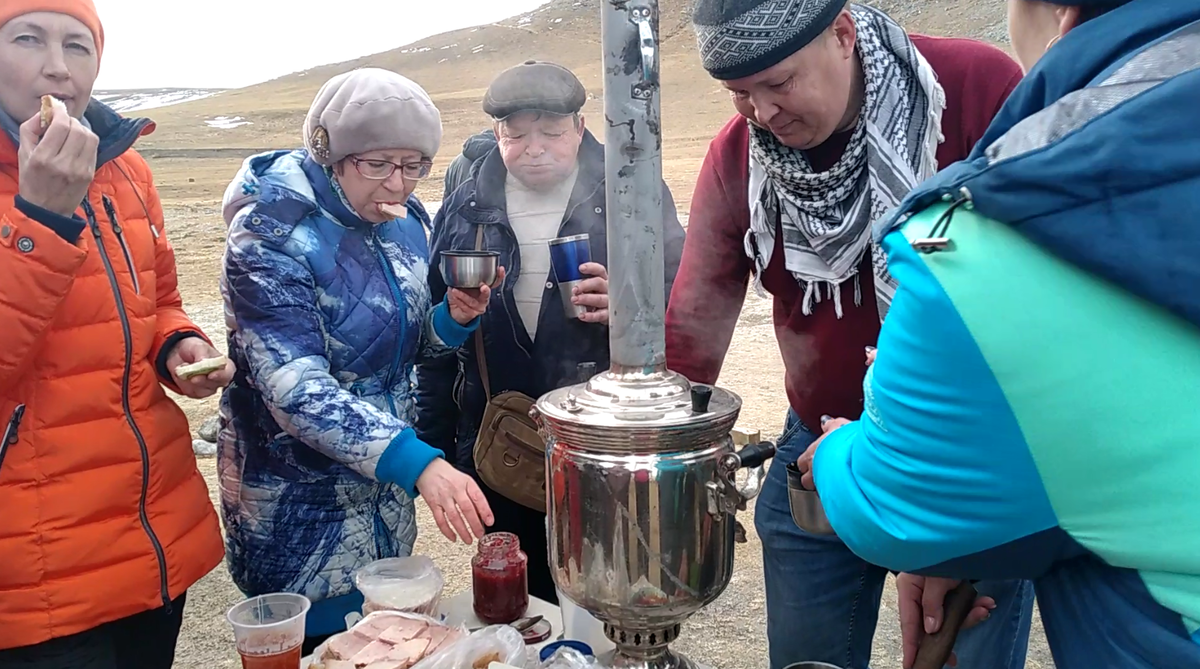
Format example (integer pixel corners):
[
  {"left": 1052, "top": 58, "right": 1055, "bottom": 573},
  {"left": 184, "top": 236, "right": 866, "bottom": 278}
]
[{"left": 216, "top": 68, "right": 498, "bottom": 653}]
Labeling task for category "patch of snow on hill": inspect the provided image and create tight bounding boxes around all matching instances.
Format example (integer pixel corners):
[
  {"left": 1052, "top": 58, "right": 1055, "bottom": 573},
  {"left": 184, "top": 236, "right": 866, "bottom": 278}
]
[
  {"left": 206, "top": 116, "right": 252, "bottom": 129},
  {"left": 94, "top": 88, "right": 222, "bottom": 112}
]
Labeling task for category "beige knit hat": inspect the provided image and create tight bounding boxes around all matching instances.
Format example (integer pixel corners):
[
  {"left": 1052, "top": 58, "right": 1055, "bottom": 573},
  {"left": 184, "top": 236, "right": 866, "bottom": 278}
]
[{"left": 303, "top": 68, "right": 443, "bottom": 166}]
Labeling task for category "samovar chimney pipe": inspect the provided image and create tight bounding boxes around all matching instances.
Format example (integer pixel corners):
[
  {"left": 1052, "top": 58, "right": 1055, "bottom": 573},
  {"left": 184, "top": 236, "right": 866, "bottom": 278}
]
[
  {"left": 601, "top": 0, "right": 667, "bottom": 377},
  {"left": 531, "top": 6, "right": 775, "bottom": 669}
]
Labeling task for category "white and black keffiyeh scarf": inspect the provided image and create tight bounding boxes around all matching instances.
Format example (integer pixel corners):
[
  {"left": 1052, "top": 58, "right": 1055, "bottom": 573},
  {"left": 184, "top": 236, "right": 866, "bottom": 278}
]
[{"left": 746, "top": 4, "right": 945, "bottom": 320}]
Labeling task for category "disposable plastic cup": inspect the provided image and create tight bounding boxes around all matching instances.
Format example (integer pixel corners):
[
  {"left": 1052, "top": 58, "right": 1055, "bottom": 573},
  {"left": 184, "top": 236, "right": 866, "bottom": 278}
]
[
  {"left": 545, "top": 517, "right": 614, "bottom": 655},
  {"left": 226, "top": 593, "right": 311, "bottom": 669}
]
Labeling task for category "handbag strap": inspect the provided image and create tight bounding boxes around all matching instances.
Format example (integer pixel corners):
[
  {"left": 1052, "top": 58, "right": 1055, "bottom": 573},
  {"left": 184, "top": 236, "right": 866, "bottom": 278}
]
[{"left": 472, "top": 225, "right": 492, "bottom": 400}]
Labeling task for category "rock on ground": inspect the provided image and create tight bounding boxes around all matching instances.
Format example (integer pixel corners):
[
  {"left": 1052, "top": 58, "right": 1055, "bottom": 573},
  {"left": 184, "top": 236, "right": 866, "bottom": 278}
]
[
  {"left": 193, "top": 439, "right": 217, "bottom": 458},
  {"left": 197, "top": 415, "right": 220, "bottom": 443}
]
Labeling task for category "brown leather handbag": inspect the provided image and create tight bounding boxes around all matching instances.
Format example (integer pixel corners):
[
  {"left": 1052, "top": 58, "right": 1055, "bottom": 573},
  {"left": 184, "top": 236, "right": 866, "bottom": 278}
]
[{"left": 468, "top": 225, "right": 548, "bottom": 512}]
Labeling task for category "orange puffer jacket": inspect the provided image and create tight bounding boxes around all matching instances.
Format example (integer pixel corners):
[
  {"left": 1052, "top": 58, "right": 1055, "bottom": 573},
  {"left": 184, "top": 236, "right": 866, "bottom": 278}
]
[{"left": 0, "top": 102, "right": 223, "bottom": 650}]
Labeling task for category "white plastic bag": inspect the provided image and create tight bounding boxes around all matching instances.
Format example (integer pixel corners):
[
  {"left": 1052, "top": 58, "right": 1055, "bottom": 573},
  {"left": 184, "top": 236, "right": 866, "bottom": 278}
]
[
  {"left": 410, "top": 624, "right": 527, "bottom": 669},
  {"left": 538, "top": 647, "right": 598, "bottom": 669}
]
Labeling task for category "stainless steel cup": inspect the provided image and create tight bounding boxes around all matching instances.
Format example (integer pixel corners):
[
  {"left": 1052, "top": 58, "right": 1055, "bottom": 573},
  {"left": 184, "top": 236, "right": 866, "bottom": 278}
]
[
  {"left": 783, "top": 663, "right": 843, "bottom": 669},
  {"left": 440, "top": 250, "right": 499, "bottom": 289},
  {"left": 786, "top": 462, "right": 835, "bottom": 535}
]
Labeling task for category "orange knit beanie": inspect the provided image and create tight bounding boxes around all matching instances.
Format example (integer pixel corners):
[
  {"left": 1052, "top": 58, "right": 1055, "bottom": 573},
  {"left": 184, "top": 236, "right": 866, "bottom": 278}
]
[{"left": 0, "top": 0, "right": 105, "bottom": 62}]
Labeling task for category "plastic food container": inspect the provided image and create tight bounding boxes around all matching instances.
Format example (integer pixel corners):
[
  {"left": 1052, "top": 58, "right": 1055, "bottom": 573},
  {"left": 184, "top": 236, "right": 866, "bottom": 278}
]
[{"left": 355, "top": 556, "right": 445, "bottom": 616}]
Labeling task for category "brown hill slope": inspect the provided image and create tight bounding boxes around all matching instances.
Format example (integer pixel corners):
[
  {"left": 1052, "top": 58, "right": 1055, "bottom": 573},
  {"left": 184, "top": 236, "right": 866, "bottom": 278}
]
[{"left": 141, "top": 0, "right": 1007, "bottom": 206}]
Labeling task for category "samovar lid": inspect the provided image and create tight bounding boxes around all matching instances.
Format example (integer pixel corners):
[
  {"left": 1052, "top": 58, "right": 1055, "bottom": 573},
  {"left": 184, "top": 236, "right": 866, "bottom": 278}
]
[{"left": 533, "top": 368, "right": 742, "bottom": 452}]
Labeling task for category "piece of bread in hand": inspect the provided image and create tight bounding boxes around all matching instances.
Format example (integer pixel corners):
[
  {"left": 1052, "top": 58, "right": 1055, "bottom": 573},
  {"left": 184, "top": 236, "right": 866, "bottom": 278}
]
[
  {"left": 175, "top": 355, "right": 228, "bottom": 380},
  {"left": 40, "top": 95, "right": 67, "bottom": 129}
]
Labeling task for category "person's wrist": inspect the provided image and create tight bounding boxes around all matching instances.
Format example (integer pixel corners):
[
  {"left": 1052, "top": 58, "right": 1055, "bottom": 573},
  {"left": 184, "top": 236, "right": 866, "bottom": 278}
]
[
  {"left": 432, "top": 301, "right": 479, "bottom": 345},
  {"left": 19, "top": 193, "right": 53, "bottom": 216}
]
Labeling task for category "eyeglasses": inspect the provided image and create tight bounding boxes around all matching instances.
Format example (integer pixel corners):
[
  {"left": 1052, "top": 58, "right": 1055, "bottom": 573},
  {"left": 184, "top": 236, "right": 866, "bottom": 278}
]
[{"left": 349, "top": 156, "right": 433, "bottom": 181}]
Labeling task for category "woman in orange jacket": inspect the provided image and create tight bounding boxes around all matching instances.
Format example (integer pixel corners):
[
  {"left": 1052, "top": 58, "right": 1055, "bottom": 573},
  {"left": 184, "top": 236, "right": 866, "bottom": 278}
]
[{"left": 0, "top": 1, "right": 227, "bottom": 667}]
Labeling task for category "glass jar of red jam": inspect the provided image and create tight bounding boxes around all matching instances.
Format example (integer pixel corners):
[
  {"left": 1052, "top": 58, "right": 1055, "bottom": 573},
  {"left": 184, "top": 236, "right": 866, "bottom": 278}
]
[{"left": 472, "top": 532, "right": 529, "bottom": 624}]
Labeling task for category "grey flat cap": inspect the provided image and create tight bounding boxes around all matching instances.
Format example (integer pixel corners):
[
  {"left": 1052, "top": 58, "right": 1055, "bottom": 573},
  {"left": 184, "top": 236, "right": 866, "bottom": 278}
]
[
  {"left": 304, "top": 67, "right": 442, "bottom": 165},
  {"left": 482, "top": 60, "right": 587, "bottom": 119}
]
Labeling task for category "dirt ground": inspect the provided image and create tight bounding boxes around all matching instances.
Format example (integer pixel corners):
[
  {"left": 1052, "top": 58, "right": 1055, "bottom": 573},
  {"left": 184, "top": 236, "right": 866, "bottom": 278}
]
[{"left": 157, "top": 199, "right": 1054, "bottom": 668}]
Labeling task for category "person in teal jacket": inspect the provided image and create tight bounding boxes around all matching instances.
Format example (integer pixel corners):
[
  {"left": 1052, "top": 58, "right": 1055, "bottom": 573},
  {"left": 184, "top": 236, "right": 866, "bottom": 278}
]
[{"left": 796, "top": 1, "right": 1200, "bottom": 667}]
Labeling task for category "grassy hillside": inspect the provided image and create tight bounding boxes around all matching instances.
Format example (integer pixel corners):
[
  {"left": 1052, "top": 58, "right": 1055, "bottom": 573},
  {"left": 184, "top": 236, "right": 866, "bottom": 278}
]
[{"left": 137, "top": 0, "right": 1008, "bottom": 207}]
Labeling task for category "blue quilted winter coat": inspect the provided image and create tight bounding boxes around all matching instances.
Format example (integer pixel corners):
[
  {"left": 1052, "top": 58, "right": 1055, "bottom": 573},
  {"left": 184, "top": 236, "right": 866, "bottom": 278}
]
[{"left": 216, "top": 150, "right": 475, "bottom": 634}]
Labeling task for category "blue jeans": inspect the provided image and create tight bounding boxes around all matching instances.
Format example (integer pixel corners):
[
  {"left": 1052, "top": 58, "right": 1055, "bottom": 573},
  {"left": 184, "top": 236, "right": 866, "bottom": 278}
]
[{"left": 755, "top": 411, "right": 1035, "bottom": 669}]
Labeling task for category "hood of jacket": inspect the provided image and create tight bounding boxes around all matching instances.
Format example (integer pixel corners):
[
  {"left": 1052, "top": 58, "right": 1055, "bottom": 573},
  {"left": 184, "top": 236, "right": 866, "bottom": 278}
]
[
  {"left": 879, "top": 0, "right": 1200, "bottom": 329},
  {"left": 461, "top": 128, "right": 497, "bottom": 162}
]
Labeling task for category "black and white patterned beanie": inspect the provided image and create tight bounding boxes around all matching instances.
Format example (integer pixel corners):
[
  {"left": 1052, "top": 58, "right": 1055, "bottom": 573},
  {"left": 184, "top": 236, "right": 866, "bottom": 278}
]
[{"left": 692, "top": 0, "right": 847, "bottom": 80}]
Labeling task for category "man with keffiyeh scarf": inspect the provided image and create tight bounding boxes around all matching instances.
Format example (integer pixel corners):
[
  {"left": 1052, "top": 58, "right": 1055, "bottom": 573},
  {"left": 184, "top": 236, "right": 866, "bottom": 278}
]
[
  {"left": 803, "top": 0, "right": 1200, "bottom": 667},
  {"left": 665, "top": 2, "right": 1032, "bottom": 668}
]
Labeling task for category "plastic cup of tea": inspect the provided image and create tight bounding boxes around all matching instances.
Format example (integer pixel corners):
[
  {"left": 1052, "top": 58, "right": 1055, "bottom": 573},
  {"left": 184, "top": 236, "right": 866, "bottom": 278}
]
[{"left": 226, "top": 593, "right": 311, "bottom": 668}]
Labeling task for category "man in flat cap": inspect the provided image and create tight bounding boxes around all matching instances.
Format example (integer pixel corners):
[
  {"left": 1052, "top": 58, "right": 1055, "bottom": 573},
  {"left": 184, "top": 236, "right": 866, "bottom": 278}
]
[
  {"left": 416, "top": 60, "right": 686, "bottom": 603},
  {"left": 665, "top": 2, "right": 1034, "bottom": 668}
]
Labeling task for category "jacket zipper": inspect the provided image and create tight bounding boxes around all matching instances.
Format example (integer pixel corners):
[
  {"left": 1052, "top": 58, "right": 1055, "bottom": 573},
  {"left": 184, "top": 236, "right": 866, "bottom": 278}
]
[
  {"left": 102, "top": 195, "right": 141, "bottom": 295},
  {"left": 368, "top": 231, "right": 404, "bottom": 558},
  {"left": 0, "top": 404, "right": 25, "bottom": 474},
  {"left": 82, "top": 198, "right": 173, "bottom": 615},
  {"left": 368, "top": 232, "right": 405, "bottom": 417},
  {"left": 494, "top": 225, "right": 532, "bottom": 358},
  {"left": 373, "top": 487, "right": 389, "bottom": 559},
  {"left": 452, "top": 358, "right": 466, "bottom": 411}
]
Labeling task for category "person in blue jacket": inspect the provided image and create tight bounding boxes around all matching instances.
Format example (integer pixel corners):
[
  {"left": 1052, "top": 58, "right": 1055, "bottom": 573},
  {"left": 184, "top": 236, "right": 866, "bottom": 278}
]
[
  {"left": 217, "top": 68, "right": 498, "bottom": 654},
  {"left": 797, "top": 1, "right": 1200, "bottom": 667}
]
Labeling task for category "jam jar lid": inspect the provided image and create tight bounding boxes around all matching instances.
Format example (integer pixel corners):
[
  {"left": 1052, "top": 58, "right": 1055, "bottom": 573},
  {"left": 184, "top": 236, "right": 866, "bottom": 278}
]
[{"left": 522, "top": 619, "right": 553, "bottom": 645}]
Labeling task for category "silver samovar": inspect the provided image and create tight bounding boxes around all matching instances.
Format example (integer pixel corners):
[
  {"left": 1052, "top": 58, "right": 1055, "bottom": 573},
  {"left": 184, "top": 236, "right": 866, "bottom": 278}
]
[{"left": 530, "top": 2, "right": 776, "bottom": 668}]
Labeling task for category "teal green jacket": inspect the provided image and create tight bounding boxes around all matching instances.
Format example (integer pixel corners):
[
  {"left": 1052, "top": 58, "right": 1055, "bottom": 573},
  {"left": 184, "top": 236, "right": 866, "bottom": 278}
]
[{"left": 811, "top": 4, "right": 1200, "bottom": 666}]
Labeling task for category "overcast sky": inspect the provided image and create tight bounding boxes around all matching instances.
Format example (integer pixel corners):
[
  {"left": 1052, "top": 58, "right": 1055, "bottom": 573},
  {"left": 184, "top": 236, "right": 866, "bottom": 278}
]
[{"left": 92, "top": 0, "right": 549, "bottom": 90}]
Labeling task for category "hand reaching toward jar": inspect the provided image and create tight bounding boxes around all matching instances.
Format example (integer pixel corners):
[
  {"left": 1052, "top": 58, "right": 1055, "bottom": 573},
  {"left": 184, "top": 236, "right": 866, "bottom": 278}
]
[{"left": 416, "top": 459, "right": 494, "bottom": 543}]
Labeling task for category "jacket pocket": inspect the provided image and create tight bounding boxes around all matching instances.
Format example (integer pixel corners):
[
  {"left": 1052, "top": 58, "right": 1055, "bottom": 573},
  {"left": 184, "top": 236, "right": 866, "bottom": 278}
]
[{"left": 0, "top": 404, "right": 26, "bottom": 474}]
